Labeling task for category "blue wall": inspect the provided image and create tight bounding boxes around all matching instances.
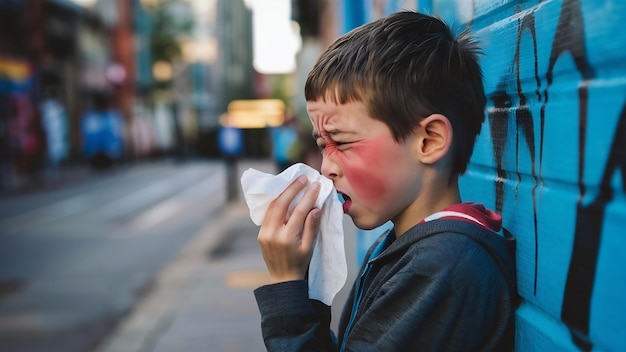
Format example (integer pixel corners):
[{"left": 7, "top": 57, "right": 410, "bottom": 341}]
[{"left": 344, "top": 0, "right": 626, "bottom": 350}]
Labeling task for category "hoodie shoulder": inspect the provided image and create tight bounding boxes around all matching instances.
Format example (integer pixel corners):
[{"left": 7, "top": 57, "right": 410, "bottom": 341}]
[{"left": 385, "top": 219, "right": 516, "bottom": 297}]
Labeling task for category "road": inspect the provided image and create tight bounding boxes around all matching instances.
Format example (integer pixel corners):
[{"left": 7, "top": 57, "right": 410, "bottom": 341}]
[{"left": 0, "top": 160, "right": 228, "bottom": 352}]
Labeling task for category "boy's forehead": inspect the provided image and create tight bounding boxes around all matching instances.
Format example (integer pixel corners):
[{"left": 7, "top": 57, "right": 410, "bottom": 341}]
[
  {"left": 306, "top": 100, "right": 341, "bottom": 129},
  {"left": 306, "top": 99, "right": 335, "bottom": 115},
  {"left": 307, "top": 100, "right": 376, "bottom": 138}
]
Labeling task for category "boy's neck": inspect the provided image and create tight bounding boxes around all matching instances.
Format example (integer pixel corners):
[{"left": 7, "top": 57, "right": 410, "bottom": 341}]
[{"left": 393, "top": 176, "right": 462, "bottom": 236}]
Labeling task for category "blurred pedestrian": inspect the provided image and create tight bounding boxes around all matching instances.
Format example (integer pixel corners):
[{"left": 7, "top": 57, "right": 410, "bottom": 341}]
[
  {"left": 40, "top": 90, "right": 69, "bottom": 171},
  {"left": 81, "top": 93, "right": 125, "bottom": 169},
  {"left": 268, "top": 112, "right": 299, "bottom": 173}
]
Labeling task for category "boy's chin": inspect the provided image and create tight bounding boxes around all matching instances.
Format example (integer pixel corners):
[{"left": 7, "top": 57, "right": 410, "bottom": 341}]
[{"left": 352, "top": 216, "right": 387, "bottom": 231}]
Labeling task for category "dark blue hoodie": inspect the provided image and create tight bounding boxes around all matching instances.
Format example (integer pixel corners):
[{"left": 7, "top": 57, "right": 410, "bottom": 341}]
[{"left": 255, "top": 203, "right": 517, "bottom": 351}]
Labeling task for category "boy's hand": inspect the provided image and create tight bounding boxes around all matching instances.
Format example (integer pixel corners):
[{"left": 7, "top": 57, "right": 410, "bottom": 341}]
[{"left": 258, "top": 175, "right": 321, "bottom": 284}]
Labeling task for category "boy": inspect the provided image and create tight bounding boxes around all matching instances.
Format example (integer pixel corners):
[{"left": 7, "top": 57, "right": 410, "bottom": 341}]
[{"left": 253, "top": 11, "right": 516, "bottom": 351}]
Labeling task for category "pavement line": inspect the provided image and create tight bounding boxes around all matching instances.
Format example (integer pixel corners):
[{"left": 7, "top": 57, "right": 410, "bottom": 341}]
[
  {"left": 0, "top": 165, "right": 220, "bottom": 232},
  {"left": 0, "top": 194, "right": 91, "bottom": 231},
  {"left": 114, "top": 172, "right": 227, "bottom": 236},
  {"left": 97, "top": 170, "right": 208, "bottom": 221},
  {"left": 127, "top": 200, "right": 185, "bottom": 232},
  {"left": 94, "top": 201, "right": 251, "bottom": 352}
]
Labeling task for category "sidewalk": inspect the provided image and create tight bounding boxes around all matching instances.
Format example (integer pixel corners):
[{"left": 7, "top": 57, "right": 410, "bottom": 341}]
[
  {"left": 95, "top": 160, "right": 277, "bottom": 352},
  {"left": 95, "top": 199, "right": 268, "bottom": 352}
]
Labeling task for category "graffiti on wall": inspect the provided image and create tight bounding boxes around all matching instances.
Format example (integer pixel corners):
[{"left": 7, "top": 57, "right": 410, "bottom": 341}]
[{"left": 435, "top": 0, "right": 626, "bottom": 350}]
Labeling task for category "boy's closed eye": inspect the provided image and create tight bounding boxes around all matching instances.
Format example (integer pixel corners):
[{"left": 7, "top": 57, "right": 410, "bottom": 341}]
[
  {"left": 317, "top": 139, "right": 352, "bottom": 153},
  {"left": 313, "top": 131, "right": 355, "bottom": 153}
]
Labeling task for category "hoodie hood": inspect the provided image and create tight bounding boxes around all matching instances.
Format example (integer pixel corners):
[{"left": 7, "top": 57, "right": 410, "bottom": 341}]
[
  {"left": 378, "top": 209, "right": 517, "bottom": 302},
  {"left": 420, "top": 202, "right": 503, "bottom": 232}
]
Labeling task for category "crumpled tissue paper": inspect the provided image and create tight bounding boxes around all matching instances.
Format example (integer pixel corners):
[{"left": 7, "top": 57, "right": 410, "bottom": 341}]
[{"left": 240, "top": 163, "right": 347, "bottom": 305}]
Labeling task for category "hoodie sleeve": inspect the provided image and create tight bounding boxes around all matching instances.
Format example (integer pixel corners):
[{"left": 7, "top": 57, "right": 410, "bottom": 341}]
[{"left": 254, "top": 280, "right": 337, "bottom": 351}]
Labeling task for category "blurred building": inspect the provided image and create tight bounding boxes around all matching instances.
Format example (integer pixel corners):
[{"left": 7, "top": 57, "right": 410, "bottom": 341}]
[
  {"left": 0, "top": 0, "right": 331, "bottom": 187},
  {"left": 0, "top": 0, "right": 154, "bottom": 188}
]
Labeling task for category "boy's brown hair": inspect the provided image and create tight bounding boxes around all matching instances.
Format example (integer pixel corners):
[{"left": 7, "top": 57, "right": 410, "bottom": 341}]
[{"left": 305, "top": 11, "right": 486, "bottom": 176}]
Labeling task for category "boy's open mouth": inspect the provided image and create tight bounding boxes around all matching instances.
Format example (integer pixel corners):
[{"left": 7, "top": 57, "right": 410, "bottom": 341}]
[{"left": 338, "top": 192, "right": 352, "bottom": 213}]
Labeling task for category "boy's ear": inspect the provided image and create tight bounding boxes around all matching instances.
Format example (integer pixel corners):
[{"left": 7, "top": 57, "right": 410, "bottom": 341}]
[{"left": 414, "top": 114, "right": 453, "bottom": 164}]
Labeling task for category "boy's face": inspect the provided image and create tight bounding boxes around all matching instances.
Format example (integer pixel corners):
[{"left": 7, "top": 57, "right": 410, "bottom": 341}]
[{"left": 307, "top": 99, "right": 425, "bottom": 230}]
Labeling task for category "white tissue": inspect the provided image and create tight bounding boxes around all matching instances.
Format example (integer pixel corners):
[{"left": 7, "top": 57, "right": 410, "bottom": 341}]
[{"left": 240, "top": 163, "right": 347, "bottom": 305}]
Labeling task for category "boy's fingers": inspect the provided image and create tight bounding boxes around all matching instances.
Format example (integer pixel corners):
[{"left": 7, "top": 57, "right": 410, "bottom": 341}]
[
  {"left": 275, "top": 175, "right": 309, "bottom": 207},
  {"left": 285, "top": 182, "right": 321, "bottom": 230},
  {"left": 257, "top": 179, "right": 322, "bottom": 282},
  {"left": 263, "top": 175, "right": 308, "bottom": 226},
  {"left": 300, "top": 208, "right": 321, "bottom": 253}
]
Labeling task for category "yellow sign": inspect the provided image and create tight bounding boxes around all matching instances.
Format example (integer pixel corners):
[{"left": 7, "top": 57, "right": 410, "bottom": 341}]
[
  {"left": 221, "top": 99, "right": 285, "bottom": 128},
  {"left": 0, "top": 57, "right": 32, "bottom": 82}
]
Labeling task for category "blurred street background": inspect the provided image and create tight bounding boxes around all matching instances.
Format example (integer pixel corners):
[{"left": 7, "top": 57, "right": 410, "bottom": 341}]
[
  {"left": 3, "top": 0, "right": 622, "bottom": 351},
  {"left": 0, "top": 0, "right": 335, "bottom": 190},
  {"left": 6, "top": 0, "right": 622, "bottom": 351},
  {"left": 0, "top": 0, "right": 357, "bottom": 350},
  {"left": 0, "top": 159, "right": 229, "bottom": 351}
]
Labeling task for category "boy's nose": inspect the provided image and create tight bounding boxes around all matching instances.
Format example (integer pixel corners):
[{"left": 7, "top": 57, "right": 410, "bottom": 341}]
[{"left": 320, "top": 155, "right": 340, "bottom": 179}]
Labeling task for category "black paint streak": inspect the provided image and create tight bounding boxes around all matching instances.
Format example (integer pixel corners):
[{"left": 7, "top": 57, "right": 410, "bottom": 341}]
[
  {"left": 513, "top": 6, "right": 541, "bottom": 296},
  {"left": 487, "top": 83, "right": 511, "bottom": 215},
  {"left": 541, "top": 0, "right": 597, "bottom": 350},
  {"left": 562, "top": 103, "right": 626, "bottom": 351},
  {"left": 567, "top": 98, "right": 625, "bottom": 349},
  {"left": 543, "top": 0, "right": 594, "bottom": 198},
  {"left": 487, "top": 5, "right": 543, "bottom": 296},
  {"left": 488, "top": 0, "right": 611, "bottom": 348}
]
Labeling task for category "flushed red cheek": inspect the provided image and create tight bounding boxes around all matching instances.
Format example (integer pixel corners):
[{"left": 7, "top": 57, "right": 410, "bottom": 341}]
[
  {"left": 342, "top": 139, "right": 392, "bottom": 200},
  {"left": 344, "top": 164, "right": 386, "bottom": 200}
]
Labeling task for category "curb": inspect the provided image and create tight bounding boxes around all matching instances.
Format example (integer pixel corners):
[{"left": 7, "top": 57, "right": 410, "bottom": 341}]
[{"left": 95, "top": 201, "right": 252, "bottom": 352}]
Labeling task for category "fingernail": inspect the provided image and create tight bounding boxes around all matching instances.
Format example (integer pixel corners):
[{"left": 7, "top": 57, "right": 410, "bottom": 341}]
[
  {"left": 312, "top": 182, "right": 321, "bottom": 191},
  {"left": 312, "top": 209, "right": 321, "bottom": 220},
  {"left": 297, "top": 175, "right": 308, "bottom": 184}
]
